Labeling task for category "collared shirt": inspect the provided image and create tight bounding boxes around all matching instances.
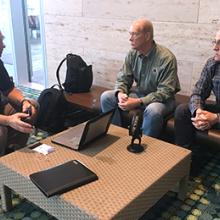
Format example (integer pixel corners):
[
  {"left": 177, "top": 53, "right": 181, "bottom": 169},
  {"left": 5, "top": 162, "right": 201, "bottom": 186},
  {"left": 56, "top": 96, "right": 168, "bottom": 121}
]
[
  {"left": 115, "top": 42, "right": 180, "bottom": 105},
  {"left": 189, "top": 57, "right": 220, "bottom": 115}
]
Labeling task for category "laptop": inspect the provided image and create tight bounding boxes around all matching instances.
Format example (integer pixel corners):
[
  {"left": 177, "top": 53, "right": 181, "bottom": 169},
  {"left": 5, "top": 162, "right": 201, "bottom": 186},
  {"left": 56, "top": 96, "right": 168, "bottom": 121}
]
[{"left": 51, "top": 110, "right": 114, "bottom": 150}]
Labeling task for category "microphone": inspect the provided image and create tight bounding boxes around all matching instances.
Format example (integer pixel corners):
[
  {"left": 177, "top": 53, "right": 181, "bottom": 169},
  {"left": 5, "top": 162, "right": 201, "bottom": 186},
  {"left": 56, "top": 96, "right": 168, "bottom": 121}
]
[{"left": 127, "top": 109, "right": 144, "bottom": 153}]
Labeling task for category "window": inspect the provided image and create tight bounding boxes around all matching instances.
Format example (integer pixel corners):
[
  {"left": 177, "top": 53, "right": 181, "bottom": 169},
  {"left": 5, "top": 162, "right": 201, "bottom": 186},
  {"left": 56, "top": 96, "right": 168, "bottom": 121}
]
[{"left": 0, "top": 0, "right": 47, "bottom": 89}]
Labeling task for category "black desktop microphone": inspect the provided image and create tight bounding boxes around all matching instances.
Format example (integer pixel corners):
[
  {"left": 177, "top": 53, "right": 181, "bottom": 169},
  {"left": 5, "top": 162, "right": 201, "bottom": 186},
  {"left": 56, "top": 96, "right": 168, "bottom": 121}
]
[{"left": 127, "top": 109, "right": 144, "bottom": 153}]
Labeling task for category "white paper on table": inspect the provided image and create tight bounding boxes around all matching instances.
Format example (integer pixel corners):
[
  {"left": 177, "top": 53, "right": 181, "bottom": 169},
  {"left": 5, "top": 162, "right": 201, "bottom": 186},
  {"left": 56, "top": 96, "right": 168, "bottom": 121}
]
[{"left": 33, "top": 144, "right": 55, "bottom": 155}]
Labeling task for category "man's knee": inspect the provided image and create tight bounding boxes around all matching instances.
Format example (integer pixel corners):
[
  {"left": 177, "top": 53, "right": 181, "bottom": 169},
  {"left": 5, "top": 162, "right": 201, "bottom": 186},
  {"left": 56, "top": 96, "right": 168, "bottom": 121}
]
[
  {"left": 174, "top": 103, "right": 189, "bottom": 119},
  {"left": 100, "top": 90, "right": 117, "bottom": 111},
  {"left": 144, "top": 111, "right": 163, "bottom": 124},
  {"left": 142, "top": 103, "right": 169, "bottom": 137},
  {"left": 143, "top": 102, "right": 165, "bottom": 119},
  {"left": 101, "top": 90, "right": 115, "bottom": 101},
  {"left": 143, "top": 105, "right": 164, "bottom": 128}
]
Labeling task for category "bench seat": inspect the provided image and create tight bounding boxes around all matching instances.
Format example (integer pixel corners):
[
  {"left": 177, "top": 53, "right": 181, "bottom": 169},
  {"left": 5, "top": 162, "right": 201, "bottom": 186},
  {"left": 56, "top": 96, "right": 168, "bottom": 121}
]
[{"left": 65, "top": 85, "right": 220, "bottom": 151}]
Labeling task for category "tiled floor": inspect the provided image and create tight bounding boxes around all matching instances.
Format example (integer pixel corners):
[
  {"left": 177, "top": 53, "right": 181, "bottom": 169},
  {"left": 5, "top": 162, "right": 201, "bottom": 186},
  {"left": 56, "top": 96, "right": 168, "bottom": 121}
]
[
  {"left": 1, "top": 86, "right": 220, "bottom": 220},
  {"left": 141, "top": 152, "right": 220, "bottom": 220}
]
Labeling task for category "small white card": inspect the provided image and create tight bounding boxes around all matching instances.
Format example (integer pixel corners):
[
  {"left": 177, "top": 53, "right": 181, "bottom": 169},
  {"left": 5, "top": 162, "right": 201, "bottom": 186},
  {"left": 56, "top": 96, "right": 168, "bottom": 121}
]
[{"left": 33, "top": 144, "right": 55, "bottom": 155}]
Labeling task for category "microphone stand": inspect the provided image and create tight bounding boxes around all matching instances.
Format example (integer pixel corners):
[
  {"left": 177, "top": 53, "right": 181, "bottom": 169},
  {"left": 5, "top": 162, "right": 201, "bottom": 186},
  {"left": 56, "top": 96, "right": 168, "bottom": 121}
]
[{"left": 127, "top": 109, "right": 144, "bottom": 153}]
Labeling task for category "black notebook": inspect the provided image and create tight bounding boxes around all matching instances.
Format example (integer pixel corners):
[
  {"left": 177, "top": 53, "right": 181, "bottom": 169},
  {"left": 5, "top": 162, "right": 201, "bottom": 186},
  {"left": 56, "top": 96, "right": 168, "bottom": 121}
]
[{"left": 30, "top": 160, "right": 98, "bottom": 197}]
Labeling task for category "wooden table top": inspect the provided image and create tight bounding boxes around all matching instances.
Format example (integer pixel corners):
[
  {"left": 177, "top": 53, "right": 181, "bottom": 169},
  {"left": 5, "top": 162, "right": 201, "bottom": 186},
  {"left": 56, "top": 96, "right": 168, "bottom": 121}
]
[{"left": 64, "top": 85, "right": 108, "bottom": 112}]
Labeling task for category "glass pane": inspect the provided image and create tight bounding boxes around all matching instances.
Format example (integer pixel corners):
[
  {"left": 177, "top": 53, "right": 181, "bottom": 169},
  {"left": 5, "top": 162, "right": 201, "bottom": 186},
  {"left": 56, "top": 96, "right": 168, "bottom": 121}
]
[
  {"left": 0, "top": 0, "right": 15, "bottom": 80},
  {"left": 26, "top": 0, "right": 45, "bottom": 87}
]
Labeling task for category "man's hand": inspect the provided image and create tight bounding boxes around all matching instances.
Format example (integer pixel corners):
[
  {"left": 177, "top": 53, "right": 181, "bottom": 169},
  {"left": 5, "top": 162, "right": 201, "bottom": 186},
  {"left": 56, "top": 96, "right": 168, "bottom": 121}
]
[
  {"left": 191, "top": 108, "right": 219, "bottom": 131},
  {"left": 22, "top": 100, "right": 38, "bottom": 124},
  {"left": 7, "top": 113, "right": 34, "bottom": 133},
  {"left": 117, "top": 92, "right": 128, "bottom": 104},
  {"left": 118, "top": 96, "right": 141, "bottom": 111}
]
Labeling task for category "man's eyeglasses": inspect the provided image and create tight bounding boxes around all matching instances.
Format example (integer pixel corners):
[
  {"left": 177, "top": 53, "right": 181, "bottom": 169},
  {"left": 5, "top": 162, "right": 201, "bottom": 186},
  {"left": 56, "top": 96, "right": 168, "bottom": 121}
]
[
  {"left": 129, "top": 31, "right": 143, "bottom": 38},
  {"left": 212, "top": 40, "right": 220, "bottom": 47}
]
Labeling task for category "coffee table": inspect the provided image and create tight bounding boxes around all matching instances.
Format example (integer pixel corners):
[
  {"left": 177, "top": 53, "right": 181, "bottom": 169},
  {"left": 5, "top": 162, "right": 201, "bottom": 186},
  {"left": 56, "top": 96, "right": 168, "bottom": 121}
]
[{"left": 0, "top": 125, "right": 191, "bottom": 220}]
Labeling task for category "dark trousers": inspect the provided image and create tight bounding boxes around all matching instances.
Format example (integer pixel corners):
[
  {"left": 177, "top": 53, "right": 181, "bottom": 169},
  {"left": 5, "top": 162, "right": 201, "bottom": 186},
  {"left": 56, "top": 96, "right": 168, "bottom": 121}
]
[
  {"left": 174, "top": 104, "right": 195, "bottom": 147},
  {"left": 174, "top": 103, "right": 220, "bottom": 148}
]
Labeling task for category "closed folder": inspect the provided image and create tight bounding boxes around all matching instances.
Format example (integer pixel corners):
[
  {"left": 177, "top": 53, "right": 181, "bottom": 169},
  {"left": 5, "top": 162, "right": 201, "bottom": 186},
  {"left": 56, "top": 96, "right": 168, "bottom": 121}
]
[{"left": 30, "top": 160, "right": 98, "bottom": 197}]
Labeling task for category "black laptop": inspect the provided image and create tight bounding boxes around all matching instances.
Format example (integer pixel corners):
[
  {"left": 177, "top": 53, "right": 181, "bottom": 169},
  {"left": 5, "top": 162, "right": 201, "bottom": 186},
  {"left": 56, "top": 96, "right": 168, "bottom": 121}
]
[{"left": 51, "top": 110, "right": 114, "bottom": 150}]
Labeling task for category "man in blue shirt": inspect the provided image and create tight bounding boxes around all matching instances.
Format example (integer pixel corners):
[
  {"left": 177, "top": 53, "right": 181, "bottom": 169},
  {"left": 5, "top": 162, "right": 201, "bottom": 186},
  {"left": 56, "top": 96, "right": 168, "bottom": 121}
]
[
  {"left": 0, "top": 30, "right": 38, "bottom": 155},
  {"left": 175, "top": 30, "right": 220, "bottom": 148}
]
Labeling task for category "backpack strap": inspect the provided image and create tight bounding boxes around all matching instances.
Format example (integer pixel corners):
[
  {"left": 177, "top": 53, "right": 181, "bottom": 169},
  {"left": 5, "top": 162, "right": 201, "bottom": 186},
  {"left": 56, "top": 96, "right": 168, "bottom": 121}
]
[{"left": 56, "top": 56, "right": 67, "bottom": 90}]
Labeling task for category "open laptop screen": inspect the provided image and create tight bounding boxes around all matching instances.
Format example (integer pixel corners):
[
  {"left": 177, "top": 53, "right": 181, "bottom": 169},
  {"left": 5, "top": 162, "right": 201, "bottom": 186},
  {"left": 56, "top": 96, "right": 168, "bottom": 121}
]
[{"left": 79, "top": 110, "right": 114, "bottom": 147}]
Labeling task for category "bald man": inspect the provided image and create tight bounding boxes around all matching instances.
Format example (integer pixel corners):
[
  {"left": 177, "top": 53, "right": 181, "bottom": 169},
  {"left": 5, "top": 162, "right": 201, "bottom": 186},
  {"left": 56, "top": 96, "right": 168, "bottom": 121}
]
[
  {"left": 101, "top": 18, "right": 180, "bottom": 138},
  {"left": 175, "top": 30, "right": 220, "bottom": 148}
]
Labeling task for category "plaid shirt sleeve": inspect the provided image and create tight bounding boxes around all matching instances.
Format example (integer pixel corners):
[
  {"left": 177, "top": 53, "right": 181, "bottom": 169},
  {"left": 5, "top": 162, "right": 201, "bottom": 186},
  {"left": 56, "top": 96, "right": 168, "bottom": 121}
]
[{"left": 189, "top": 58, "right": 216, "bottom": 115}]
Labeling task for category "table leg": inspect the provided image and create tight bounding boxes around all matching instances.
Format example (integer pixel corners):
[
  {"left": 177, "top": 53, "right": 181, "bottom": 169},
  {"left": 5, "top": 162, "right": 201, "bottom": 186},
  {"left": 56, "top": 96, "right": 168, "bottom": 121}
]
[
  {"left": 1, "top": 185, "right": 13, "bottom": 211},
  {"left": 177, "top": 175, "right": 189, "bottom": 200}
]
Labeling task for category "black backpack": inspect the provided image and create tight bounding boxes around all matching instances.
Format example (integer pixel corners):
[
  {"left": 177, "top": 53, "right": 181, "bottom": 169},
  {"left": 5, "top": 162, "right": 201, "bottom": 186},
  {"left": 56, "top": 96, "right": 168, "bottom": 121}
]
[
  {"left": 36, "top": 54, "right": 93, "bottom": 133},
  {"left": 36, "top": 85, "right": 67, "bottom": 133},
  {"left": 58, "top": 53, "right": 93, "bottom": 93}
]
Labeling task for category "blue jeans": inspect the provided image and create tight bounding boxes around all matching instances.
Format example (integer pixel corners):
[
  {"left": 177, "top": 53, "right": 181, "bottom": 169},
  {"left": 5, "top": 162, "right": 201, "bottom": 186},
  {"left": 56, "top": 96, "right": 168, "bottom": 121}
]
[{"left": 100, "top": 90, "right": 176, "bottom": 138}]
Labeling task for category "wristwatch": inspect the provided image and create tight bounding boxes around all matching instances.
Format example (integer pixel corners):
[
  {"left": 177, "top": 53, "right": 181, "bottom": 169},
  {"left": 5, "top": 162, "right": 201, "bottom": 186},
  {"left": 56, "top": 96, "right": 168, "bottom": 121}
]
[{"left": 21, "top": 98, "right": 32, "bottom": 107}]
